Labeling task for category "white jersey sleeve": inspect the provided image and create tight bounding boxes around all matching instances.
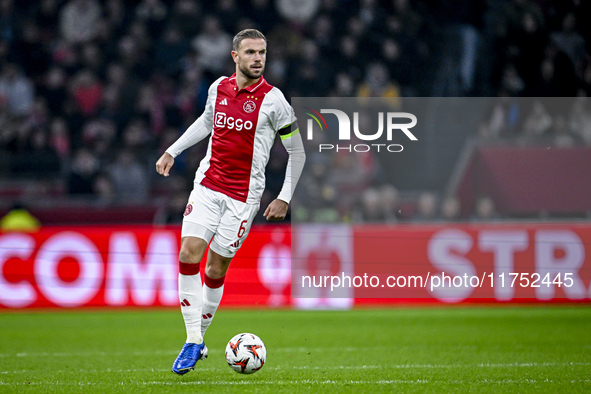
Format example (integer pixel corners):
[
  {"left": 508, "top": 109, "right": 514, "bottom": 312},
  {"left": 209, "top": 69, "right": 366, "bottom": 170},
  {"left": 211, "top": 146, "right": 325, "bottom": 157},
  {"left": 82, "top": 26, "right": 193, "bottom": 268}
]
[
  {"left": 165, "top": 77, "right": 223, "bottom": 158},
  {"left": 269, "top": 88, "right": 305, "bottom": 204},
  {"left": 269, "top": 88, "right": 297, "bottom": 130},
  {"left": 277, "top": 129, "right": 305, "bottom": 204}
]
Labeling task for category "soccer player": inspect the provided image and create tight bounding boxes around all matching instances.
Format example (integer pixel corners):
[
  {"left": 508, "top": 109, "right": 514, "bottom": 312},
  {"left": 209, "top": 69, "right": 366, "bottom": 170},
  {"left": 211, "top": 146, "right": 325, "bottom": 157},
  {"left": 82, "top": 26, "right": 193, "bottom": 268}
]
[{"left": 155, "top": 29, "right": 305, "bottom": 375}]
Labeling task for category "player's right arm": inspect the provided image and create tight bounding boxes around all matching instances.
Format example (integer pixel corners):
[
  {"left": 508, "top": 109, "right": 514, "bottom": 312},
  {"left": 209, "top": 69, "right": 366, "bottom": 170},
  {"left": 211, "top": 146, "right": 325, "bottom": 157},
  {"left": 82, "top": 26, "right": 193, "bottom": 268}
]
[
  {"left": 154, "top": 114, "right": 210, "bottom": 177},
  {"left": 155, "top": 152, "right": 175, "bottom": 177},
  {"left": 155, "top": 78, "right": 222, "bottom": 177}
]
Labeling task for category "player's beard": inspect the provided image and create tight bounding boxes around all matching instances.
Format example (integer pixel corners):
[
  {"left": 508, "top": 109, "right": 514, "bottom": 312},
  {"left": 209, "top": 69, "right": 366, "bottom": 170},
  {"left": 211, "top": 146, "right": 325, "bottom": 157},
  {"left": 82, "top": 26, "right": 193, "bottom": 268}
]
[{"left": 239, "top": 63, "right": 264, "bottom": 80}]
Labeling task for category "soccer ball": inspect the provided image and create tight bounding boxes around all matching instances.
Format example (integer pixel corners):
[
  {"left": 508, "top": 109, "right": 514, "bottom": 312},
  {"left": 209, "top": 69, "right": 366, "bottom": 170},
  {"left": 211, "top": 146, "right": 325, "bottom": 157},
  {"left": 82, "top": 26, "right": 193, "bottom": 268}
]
[{"left": 225, "top": 333, "right": 266, "bottom": 374}]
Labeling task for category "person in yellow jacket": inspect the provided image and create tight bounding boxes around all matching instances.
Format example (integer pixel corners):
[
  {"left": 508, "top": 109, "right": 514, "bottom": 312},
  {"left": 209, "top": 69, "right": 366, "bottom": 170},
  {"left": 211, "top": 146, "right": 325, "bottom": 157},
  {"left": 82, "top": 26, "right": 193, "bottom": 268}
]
[{"left": 0, "top": 203, "right": 41, "bottom": 232}]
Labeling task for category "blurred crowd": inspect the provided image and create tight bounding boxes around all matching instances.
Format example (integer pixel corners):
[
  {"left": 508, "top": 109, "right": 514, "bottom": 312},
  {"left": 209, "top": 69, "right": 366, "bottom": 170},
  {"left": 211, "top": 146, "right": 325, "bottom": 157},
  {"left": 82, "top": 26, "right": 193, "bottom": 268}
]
[
  {"left": 293, "top": 147, "right": 505, "bottom": 224},
  {"left": 479, "top": 96, "right": 591, "bottom": 145},
  {"left": 0, "top": 0, "right": 590, "bottom": 224}
]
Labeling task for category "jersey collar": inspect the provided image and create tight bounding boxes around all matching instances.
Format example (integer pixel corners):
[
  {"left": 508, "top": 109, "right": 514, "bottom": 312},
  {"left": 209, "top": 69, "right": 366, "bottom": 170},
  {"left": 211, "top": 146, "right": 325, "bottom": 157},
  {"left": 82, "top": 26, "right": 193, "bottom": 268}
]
[{"left": 229, "top": 73, "right": 267, "bottom": 93}]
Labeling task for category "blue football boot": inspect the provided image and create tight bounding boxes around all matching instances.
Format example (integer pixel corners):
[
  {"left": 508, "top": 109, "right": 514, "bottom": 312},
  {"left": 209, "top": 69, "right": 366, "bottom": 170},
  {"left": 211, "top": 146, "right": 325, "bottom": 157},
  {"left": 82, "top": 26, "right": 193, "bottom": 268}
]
[{"left": 172, "top": 342, "right": 208, "bottom": 375}]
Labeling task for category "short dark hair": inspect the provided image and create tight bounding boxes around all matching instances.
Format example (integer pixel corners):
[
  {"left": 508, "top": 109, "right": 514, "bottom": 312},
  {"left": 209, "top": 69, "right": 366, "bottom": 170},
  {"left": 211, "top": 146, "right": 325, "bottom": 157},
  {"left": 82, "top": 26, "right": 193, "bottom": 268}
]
[{"left": 232, "top": 29, "right": 267, "bottom": 51}]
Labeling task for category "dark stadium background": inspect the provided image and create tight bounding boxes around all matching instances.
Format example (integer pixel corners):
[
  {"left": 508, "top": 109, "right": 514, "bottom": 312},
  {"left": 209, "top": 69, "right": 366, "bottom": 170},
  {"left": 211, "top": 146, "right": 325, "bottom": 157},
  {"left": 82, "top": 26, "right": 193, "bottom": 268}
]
[
  {"left": 1, "top": 0, "right": 590, "bottom": 225},
  {"left": 1, "top": 3, "right": 590, "bottom": 392}
]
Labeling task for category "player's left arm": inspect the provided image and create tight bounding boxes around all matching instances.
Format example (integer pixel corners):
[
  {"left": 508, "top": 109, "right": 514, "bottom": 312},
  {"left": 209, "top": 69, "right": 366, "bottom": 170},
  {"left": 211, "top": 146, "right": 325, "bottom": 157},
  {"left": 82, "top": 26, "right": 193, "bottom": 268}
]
[{"left": 264, "top": 121, "right": 306, "bottom": 221}]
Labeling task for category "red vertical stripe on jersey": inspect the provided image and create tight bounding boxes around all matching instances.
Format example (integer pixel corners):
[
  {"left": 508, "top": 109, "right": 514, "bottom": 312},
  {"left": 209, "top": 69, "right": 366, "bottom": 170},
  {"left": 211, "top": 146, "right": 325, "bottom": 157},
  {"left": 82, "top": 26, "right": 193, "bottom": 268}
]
[{"left": 200, "top": 76, "right": 273, "bottom": 202}]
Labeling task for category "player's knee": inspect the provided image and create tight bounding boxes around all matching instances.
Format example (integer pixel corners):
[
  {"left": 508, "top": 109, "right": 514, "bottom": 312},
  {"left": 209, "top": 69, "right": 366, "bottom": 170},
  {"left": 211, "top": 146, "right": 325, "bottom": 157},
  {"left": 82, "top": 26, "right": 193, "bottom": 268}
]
[
  {"left": 204, "top": 263, "right": 226, "bottom": 279},
  {"left": 205, "top": 253, "right": 231, "bottom": 278},
  {"left": 179, "top": 248, "right": 197, "bottom": 264},
  {"left": 179, "top": 237, "right": 207, "bottom": 264}
]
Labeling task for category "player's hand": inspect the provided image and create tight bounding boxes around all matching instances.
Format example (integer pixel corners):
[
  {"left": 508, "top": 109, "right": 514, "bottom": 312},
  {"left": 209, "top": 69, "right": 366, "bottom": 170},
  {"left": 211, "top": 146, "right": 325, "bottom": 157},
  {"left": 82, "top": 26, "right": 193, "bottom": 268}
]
[
  {"left": 263, "top": 199, "right": 288, "bottom": 221},
  {"left": 155, "top": 152, "right": 174, "bottom": 177}
]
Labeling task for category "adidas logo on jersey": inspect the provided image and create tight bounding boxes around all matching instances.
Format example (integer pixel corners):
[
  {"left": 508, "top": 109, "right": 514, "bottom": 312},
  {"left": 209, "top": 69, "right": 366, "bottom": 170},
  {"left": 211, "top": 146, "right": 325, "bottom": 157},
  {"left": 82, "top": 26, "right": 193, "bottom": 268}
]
[
  {"left": 219, "top": 98, "right": 228, "bottom": 105},
  {"left": 231, "top": 240, "right": 240, "bottom": 248}
]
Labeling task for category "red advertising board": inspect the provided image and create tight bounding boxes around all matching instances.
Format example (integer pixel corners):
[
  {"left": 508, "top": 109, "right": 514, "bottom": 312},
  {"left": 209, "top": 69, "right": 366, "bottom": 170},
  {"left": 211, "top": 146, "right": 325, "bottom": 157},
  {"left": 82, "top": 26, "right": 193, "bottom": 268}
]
[
  {"left": 1, "top": 223, "right": 590, "bottom": 309},
  {"left": 351, "top": 223, "right": 591, "bottom": 301},
  {"left": 0, "top": 225, "right": 291, "bottom": 309},
  {"left": 291, "top": 223, "right": 591, "bottom": 304}
]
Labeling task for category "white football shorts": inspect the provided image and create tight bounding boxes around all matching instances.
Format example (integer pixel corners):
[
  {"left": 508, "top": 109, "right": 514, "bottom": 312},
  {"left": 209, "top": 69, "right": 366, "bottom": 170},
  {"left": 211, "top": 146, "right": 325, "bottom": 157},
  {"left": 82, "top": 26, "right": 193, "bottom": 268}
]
[{"left": 181, "top": 183, "right": 259, "bottom": 258}]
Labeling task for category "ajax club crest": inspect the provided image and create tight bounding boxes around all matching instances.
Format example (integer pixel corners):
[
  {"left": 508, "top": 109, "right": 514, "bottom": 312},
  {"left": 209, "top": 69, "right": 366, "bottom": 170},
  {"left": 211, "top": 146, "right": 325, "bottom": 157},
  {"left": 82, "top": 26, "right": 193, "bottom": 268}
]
[{"left": 243, "top": 100, "right": 256, "bottom": 113}]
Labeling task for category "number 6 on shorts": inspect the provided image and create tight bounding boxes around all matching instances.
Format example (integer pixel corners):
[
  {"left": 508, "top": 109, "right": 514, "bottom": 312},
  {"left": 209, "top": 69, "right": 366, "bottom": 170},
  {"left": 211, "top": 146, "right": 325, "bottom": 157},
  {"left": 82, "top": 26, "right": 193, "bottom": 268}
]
[{"left": 237, "top": 220, "right": 248, "bottom": 238}]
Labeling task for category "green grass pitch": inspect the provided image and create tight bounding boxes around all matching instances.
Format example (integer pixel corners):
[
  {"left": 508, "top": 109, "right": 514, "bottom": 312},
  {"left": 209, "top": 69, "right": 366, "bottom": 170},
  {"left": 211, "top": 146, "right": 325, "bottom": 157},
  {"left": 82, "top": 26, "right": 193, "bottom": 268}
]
[{"left": 1, "top": 306, "right": 590, "bottom": 393}]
